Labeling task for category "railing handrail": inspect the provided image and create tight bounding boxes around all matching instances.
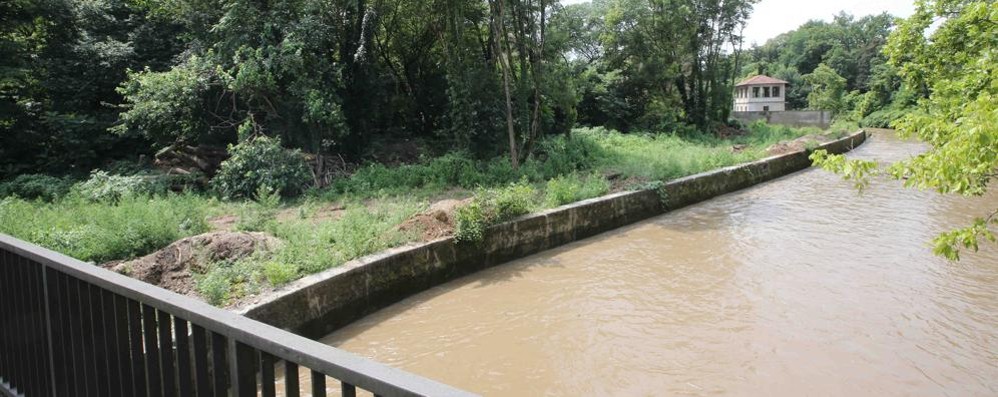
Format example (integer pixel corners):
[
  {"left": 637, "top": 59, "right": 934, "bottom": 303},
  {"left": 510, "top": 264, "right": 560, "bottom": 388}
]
[{"left": 0, "top": 233, "right": 476, "bottom": 397}]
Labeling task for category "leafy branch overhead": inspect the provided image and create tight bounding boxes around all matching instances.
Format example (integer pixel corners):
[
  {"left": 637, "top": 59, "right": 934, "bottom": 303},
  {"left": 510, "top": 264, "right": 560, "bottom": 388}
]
[{"left": 811, "top": 0, "right": 998, "bottom": 260}]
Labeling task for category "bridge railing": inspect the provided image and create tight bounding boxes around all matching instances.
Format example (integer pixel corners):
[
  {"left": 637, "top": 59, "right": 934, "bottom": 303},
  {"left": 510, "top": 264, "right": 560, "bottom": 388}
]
[{"left": 0, "top": 233, "right": 476, "bottom": 397}]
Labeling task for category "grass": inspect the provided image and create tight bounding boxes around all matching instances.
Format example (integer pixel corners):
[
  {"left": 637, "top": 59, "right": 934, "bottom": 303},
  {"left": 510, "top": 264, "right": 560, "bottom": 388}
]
[
  {"left": 0, "top": 194, "right": 212, "bottom": 263},
  {"left": 0, "top": 122, "right": 843, "bottom": 305}
]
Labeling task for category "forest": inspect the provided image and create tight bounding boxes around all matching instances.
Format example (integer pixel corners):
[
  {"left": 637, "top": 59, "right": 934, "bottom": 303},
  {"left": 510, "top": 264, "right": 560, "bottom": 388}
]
[
  {"left": 2, "top": 0, "right": 994, "bottom": 304},
  {"left": 1, "top": 0, "right": 904, "bottom": 179}
]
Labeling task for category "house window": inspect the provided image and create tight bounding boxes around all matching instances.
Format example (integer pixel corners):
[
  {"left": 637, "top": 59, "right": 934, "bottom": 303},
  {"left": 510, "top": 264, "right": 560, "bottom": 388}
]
[
  {"left": 752, "top": 87, "right": 760, "bottom": 98},
  {"left": 763, "top": 87, "right": 771, "bottom": 97},
  {"left": 763, "top": 106, "right": 770, "bottom": 112},
  {"left": 773, "top": 86, "right": 781, "bottom": 97}
]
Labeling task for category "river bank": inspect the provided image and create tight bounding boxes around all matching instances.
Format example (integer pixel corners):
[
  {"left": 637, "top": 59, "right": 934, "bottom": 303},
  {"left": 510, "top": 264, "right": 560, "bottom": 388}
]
[
  {"left": 0, "top": 123, "right": 855, "bottom": 307},
  {"left": 303, "top": 130, "right": 998, "bottom": 396}
]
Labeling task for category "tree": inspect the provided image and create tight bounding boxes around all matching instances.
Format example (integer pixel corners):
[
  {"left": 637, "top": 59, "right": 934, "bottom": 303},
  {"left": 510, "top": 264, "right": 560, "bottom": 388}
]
[
  {"left": 811, "top": 0, "right": 998, "bottom": 260},
  {"left": 802, "top": 63, "right": 847, "bottom": 113}
]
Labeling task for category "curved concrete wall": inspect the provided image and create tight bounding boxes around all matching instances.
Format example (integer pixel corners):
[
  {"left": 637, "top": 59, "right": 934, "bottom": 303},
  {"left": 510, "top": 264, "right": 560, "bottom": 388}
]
[{"left": 240, "top": 130, "right": 867, "bottom": 339}]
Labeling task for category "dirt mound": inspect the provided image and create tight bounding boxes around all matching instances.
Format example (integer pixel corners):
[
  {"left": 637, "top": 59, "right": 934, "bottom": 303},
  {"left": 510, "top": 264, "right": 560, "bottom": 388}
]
[
  {"left": 766, "top": 134, "right": 834, "bottom": 156},
  {"left": 109, "top": 231, "right": 279, "bottom": 296},
  {"left": 398, "top": 199, "right": 471, "bottom": 241}
]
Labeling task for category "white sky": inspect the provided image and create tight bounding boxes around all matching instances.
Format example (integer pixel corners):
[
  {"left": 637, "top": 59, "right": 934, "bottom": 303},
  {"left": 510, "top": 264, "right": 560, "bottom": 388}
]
[{"left": 560, "top": 0, "right": 916, "bottom": 45}]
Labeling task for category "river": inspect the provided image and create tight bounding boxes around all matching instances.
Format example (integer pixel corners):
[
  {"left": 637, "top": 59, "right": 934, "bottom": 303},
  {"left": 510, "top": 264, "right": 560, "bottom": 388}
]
[{"left": 306, "top": 131, "right": 998, "bottom": 396}]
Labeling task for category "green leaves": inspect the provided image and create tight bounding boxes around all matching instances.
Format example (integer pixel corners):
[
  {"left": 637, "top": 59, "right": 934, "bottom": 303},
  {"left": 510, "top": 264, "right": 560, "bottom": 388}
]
[
  {"left": 211, "top": 136, "right": 312, "bottom": 199},
  {"left": 455, "top": 180, "right": 538, "bottom": 243},
  {"left": 809, "top": 149, "right": 879, "bottom": 191},
  {"left": 803, "top": 63, "right": 848, "bottom": 113},
  {"left": 813, "top": 0, "right": 998, "bottom": 261},
  {"left": 933, "top": 215, "right": 998, "bottom": 261}
]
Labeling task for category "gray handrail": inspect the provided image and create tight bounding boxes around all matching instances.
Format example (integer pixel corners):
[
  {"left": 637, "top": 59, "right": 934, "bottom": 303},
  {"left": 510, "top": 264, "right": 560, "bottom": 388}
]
[{"left": 0, "top": 233, "right": 477, "bottom": 397}]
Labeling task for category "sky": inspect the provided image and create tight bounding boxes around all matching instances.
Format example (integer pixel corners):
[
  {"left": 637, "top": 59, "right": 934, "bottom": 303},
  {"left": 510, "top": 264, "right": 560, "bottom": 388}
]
[{"left": 560, "top": 0, "right": 916, "bottom": 45}]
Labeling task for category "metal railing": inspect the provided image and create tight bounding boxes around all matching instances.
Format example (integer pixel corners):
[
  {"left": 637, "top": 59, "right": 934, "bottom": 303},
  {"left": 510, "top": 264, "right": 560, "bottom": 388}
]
[{"left": 0, "top": 233, "right": 476, "bottom": 397}]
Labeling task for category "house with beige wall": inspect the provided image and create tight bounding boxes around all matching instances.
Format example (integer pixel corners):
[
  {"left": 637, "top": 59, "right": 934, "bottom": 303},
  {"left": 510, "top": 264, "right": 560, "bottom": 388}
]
[{"left": 733, "top": 75, "right": 788, "bottom": 112}]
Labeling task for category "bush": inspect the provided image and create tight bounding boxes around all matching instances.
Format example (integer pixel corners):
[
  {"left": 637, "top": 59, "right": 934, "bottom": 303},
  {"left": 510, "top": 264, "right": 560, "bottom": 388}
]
[
  {"left": 0, "top": 174, "right": 74, "bottom": 201},
  {"left": 262, "top": 260, "right": 298, "bottom": 286},
  {"left": 195, "top": 267, "right": 232, "bottom": 305},
  {"left": 73, "top": 170, "right": 167, "bottom": 202},
  {"left": 194, "top": 259, "right": 263, "bottom": 306},
  {"left": 455, "top": 181, "right": 537, "bottom": 242},
  {"left": 212, "top": 136, "right": 311, "bottom": 199},
  {"left": 544, "top": 173, "right": 610, "bottom": 207}
]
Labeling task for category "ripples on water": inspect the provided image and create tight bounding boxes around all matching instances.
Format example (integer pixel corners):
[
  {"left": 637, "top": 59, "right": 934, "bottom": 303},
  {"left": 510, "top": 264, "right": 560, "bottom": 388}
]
[{"left": 310, "top": 131, "right": 998, "bottom": 396}]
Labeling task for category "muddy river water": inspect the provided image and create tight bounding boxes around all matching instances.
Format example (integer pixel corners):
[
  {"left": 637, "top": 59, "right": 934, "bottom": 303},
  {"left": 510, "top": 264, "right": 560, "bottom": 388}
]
[{"left": 305, "top": 131, "right": 998, "bottom": 396}]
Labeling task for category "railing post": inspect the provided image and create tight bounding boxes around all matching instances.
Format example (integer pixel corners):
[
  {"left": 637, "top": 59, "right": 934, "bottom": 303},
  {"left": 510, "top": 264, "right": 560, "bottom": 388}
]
[
  {"left": 229, "top": 340, "right": 258, "bottom": 396},
  {"left": 41, "top": 266, "right": 59, "bottom": 397}
]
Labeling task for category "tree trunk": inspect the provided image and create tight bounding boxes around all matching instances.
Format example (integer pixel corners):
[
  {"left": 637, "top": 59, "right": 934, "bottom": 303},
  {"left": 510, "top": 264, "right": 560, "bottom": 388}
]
[{"left": 489, "top": 0, "right": 519, "bottom": 169}]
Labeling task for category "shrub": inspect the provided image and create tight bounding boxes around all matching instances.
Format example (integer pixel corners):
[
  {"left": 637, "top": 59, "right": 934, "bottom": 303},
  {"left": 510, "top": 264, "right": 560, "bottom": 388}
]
[
  {"left": 544, "top": 173, "right": 610, "bottom": 207},
  {"left": 73, "top": 170, "right": 167, "bottom": 203},
  {"left": 212, "top": 136, "right": 311, "bottom": 199},
  {"left": 195, "top": 268, "right": 232, "bottom": 305},
  {"left": 0, "top": 174, "right": 73, "bottom": 201},
  {"left": 455, "top": 181, "right": 537, "bottom": 242},
  {"left": 262, "top": 260, "right": 298, "bottom": 286},
  {"left": 194, "top": 259, "right": 264, "bottom": 306}
]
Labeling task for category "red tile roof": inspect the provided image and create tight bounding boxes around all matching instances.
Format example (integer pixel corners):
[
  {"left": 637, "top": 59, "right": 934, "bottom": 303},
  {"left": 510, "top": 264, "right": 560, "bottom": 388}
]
[{"left": 735, "top": 75, "right": 789, "bottom": 86}]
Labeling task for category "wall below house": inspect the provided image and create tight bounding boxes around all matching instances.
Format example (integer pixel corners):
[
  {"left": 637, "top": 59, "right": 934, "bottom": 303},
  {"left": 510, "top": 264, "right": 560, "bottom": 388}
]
[
  {"left": 732, "top": 110, "right": 831, "bottom": 129},
  {"left": 734, "top": 102, "right": 786, "bottom": 112}
]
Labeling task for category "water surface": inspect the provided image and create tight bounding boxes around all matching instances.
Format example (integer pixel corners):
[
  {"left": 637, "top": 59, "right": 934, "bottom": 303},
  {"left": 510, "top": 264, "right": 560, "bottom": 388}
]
[{"left": 313, "top": 131, "right": 998, "bottom": 396}]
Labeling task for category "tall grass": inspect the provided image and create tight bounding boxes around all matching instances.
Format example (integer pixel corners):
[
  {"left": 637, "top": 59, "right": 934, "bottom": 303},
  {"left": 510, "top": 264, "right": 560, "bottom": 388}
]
[
  {"left": 0, "top": 122, "right": 831, "bottom": 305},
  {"left": 0, "top": 194, "right": 211, "bottom": 262},
  {"left": 322, "top": 123, "right": 816, "bottom": 200},
  {"left": 193, "top": 198, "right": 423, "bottom": 305}
]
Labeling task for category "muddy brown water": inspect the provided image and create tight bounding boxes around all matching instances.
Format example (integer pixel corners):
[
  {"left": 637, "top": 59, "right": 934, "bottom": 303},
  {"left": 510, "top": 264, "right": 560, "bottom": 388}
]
[{"left": 291, "top": 131, "right": 998, "bottom": 396}]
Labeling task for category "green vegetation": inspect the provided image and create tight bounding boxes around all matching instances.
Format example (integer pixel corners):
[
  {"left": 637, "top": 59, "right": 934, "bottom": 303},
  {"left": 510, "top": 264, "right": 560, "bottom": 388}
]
[
  {"left": 0, "top": 122, "right": 834, "bottom": 304},
  {"left": 2, "top": 0, "right": 761, "bottom": 178},
  {"left": 741, "top": 12, "right": 916, "bottom": 127},
  {"left": 456, "top": 181, "right": 538, "bottom": 243},
  {"left": 0, "top": 174, "right": 74, "bottom": 202},
  {"left": 0, "top": 194, "right": 210, "bottom": 263},
  {"left": 544, "top": 173, "right": 610, "bottom": 207},
  {"left": 74, "top": 170, "right": 168, "bottom": 203},
  {"left": 813, "top": 0, "right": 997, "bottom": 260},
  {"left": 8, "top": 0, "right": 931, "bottom": 304},
  {"left": 212, "top": 136, "right": 312, "bottom": 199}
]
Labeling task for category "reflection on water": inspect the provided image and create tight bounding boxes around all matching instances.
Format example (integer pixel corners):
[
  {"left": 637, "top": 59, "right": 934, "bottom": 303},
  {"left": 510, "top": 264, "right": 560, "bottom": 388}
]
[{"left": 307, "top": 131, "right": 998, "bottom": 396}]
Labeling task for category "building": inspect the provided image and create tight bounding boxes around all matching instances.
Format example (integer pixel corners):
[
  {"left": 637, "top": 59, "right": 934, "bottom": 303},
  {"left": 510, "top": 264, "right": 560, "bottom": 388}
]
[{"left": 733, "top": 75, "right": 789, "bottom": 112}]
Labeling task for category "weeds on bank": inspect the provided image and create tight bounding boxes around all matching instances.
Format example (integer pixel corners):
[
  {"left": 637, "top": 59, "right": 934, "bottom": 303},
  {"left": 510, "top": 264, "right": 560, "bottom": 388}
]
[
  {"left": 0, "top": 123, "right": 828, "bottom": 305},
  {"left": 193, "top": 198, "right": 423, "bottom": 305},
  {"left": 544, "top": 172, "right": 610, "bottom": 207},
  {"left": 0, "top": 194, "right": 210, "bottom": 263},
  {"left": 455, "top": 181, "right": 538, "bottom": 243}
]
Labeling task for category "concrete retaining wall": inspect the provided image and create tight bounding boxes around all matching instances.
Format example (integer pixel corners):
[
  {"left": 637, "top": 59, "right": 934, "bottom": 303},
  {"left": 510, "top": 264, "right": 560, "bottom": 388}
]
[
  {"left": 732, "top": 110, "right": 832, "bottom": 129},
  {"left": 239, "top": 130, "right": 867, "bottom": 339}
]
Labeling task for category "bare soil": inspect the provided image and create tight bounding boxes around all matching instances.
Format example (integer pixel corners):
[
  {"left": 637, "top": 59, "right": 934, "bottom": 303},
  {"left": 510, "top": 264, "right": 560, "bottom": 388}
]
[
  {"left": 275, "top": 204, "right": 346, "bottom": 224},
  {"left": 398, "top": 198, "right": 471, "bottom": 241},
  {"left": 106, "top": 231, "right": 280, "bottom": 296}
]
